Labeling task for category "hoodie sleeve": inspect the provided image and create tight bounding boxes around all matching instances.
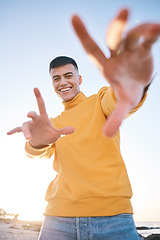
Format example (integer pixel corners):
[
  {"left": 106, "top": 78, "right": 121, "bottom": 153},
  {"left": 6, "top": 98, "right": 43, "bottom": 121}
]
[
  {"left": 25, "top": 141, "right": 55, "bottom": 159},
  {"left": 100, "top": 86, "right": 147, "bottom": 118}
]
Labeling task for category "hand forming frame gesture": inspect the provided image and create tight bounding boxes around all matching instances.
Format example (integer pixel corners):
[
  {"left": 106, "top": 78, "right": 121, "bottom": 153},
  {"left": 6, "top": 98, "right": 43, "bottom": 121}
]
[
  {"left": 72, "top": 9, "right": 160, "bottom": 137},
  {"left": 7, "top": 88, "right": 74, "bottom": 148}
]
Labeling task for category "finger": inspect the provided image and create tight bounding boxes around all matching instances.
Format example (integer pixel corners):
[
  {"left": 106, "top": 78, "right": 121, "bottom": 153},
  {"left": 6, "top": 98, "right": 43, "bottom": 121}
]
[
  {"left": 125, "top": 23, "right": 160, "bottom": 51},
  {"left": 142, "top": 24, "right": 160, "bottom": 48},
  {"left": 22, "top": 122, "right": 31, "bottom": 140},
  {"left": 27, "top": 111, "right": 38, "bottom": 120},
  {"left": 103, "top": 101, "right": 131, "bottom": 137},
  {"left": 72, "top": 15, "right": 106, "bottom": 70},
  {"left": 106, "top": 8, "right": 129, "bottom": 51},
  {"left": 142, "top": 35, "right": 159, "bottom": 49},
  {"left": 7, "top": 127, "right": 22, "bottom": 135},
  {"left": 58, "top": 127, "right": 75, "bottom": 136},
  {"left": 34, "top": 88, "right": 48, "bottom": 116}
]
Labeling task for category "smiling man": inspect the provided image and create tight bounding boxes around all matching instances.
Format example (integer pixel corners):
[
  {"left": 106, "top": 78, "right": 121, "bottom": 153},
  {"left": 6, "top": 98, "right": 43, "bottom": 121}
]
[
  {"left": 7, "top": 8, "right": 160, "bottom": 240},
  {"left": 50, "top": 58, "right": 82, "bottom": 102}
]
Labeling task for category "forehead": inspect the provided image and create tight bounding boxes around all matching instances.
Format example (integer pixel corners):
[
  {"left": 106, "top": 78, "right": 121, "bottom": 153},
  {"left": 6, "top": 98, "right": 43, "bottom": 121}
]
[{"left": 50, "top": 64, "right": 77, "bottom": 77}]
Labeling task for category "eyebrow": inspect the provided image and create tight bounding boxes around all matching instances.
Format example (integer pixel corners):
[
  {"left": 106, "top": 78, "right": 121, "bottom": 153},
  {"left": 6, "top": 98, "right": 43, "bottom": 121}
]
[{"left": 52, "top": 72, "right": 73, "bottom": 79}]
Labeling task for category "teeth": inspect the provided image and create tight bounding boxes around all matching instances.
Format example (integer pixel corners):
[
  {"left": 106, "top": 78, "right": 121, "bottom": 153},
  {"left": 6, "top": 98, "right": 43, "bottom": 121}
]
[{"left": 60, "top": 87, "right": 71, "bottom": 92}]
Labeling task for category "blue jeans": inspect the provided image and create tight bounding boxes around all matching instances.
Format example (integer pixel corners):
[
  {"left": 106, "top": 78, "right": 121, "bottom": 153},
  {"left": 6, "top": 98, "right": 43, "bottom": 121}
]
[{"left": 39, "top": 214, "right": 139, "bottom": 240}]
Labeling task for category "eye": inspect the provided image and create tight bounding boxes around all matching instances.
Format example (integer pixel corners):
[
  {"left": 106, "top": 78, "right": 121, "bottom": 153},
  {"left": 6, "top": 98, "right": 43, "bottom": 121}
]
[
  {"left": 66, "top": 75, "right": 72, "bottom": 79},
  {"left": 53, "top": 77, "right": 60, "bottom": 82}
]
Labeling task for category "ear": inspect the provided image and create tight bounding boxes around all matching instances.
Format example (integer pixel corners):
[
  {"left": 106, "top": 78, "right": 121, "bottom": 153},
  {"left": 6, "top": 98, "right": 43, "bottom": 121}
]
[{"left": 79, "top": 75, "right": 82, "bottom": 85}]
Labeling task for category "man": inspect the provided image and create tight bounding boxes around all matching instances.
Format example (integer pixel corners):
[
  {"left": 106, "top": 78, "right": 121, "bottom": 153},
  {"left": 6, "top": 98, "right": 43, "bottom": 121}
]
[{"left": 8, "top": 9, "right": 160, "bottom": 240}]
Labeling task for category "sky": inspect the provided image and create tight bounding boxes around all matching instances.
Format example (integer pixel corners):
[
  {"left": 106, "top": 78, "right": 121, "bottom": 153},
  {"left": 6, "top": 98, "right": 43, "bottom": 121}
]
[{"left": 0, "top": 0, "right": 160, "bottom": 222}]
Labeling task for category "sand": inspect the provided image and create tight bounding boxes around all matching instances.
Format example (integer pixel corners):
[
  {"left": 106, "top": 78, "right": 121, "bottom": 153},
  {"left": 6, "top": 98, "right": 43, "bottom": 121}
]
[
  {"left": 0, "top": 218, "right": 42, "bottom": 240},
  {"left": 1, "top": 218, "right": 160, "bottom": 240}
]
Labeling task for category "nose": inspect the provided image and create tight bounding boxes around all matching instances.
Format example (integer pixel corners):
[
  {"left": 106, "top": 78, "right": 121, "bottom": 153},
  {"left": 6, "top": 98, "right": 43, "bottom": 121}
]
[{"left": 60, "top": 76, "right": 67, "bottom": 86}]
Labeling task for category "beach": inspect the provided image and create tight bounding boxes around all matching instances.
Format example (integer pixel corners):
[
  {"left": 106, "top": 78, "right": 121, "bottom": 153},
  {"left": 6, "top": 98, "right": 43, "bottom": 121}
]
[
  {"left": 1, "top": 218, "right": 160, "bottom": 240},
  {"left": 136, "top": 222, "right": 160, "bottom": 239},
  {"left": 0, "top": 218, "right": 42, "bottom": 240}
]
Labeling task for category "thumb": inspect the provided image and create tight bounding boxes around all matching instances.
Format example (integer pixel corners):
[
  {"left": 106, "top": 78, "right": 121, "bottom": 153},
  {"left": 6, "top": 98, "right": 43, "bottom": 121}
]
[
  {"left": 58, "top": 127, "right": 75, "bottom": 136},
  {"left": 103, "top": 101, "right": 131, "bottom": 137}
]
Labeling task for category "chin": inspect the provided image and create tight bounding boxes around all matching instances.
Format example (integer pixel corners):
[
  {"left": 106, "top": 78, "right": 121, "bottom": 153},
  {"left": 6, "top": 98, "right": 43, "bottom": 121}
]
[{"left": 63, "top": 97, "right": 73, "bottom": 102}]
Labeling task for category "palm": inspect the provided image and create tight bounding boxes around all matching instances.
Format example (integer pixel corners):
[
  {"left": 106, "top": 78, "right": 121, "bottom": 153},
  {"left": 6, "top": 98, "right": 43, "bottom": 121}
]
[
  {"left": 72, "top": 9, "right": 160, "bottom": 137},
  {"left": 7, "top": 88, "right": 74, "bottom": 148},
  {"left": 103, "top": 46, "right": 153, "bottom": 105},
  {"left": 24, "top": 112, "right": 59, "bottom": 148}
]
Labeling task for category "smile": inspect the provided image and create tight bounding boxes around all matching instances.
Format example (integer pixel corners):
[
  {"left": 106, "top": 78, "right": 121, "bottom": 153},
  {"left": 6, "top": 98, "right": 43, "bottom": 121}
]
[{"left": 59, "top": 87, "right": 72, "bottom": 93}]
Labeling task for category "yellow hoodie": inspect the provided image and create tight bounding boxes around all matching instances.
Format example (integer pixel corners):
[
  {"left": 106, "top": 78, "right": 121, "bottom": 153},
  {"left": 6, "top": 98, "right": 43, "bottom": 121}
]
[{"left": 25, "top": 87, "right": 146, "bottom": 217}]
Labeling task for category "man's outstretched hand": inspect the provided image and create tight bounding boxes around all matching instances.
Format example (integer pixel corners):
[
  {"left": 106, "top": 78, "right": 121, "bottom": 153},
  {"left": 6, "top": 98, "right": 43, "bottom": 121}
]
[
  {"left": 72, "top": 9, "right": 160, "bottom": 137},
  {"left": 7, "top": 88, "right": 74, "bottom": 148}
]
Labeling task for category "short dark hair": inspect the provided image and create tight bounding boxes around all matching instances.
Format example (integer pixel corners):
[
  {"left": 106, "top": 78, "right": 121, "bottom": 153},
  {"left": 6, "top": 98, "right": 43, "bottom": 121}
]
[{"left": 49, "top": 56, "right": 79, "bottom": 72}]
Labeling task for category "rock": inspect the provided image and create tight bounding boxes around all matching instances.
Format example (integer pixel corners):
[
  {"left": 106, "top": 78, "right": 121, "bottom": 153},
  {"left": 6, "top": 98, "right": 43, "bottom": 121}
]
[
  {"left": 145, "top": 234, "right": 160, "bottom": 240},
  {"left": 137, "top": 226, "right": 150, "bottom": 230},
  {"left": 139, "top": 234, "right": 145, "bottom": 240},
  {"left": 137, "top": 226, "right": 160, "bottom": 230}
]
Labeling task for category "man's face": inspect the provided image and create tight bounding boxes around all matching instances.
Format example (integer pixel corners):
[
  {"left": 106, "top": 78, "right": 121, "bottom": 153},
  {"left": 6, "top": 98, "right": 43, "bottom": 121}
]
[{"left": 50, "top": 64, "right": 82, "bottom": 101}]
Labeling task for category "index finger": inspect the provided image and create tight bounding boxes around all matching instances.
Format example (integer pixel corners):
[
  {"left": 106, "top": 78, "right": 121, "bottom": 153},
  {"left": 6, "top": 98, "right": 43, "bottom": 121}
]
[
  {"left": 34, "top": 88, "right": 47, "bottom": 115},
  {"left": 72, "top": 15, "right": 106, "bottom": 71}
]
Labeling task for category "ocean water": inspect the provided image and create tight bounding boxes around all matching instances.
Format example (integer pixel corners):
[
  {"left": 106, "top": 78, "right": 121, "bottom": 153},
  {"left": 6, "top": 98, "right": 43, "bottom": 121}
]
[{"left": 136, "top": 222, "right": 160, "bottom": 237}]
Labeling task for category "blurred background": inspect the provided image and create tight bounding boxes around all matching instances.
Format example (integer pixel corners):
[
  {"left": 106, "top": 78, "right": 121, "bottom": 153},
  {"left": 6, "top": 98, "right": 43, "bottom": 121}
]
[{"left": 0, "top": 0, "right": 160, "bottom": 222}]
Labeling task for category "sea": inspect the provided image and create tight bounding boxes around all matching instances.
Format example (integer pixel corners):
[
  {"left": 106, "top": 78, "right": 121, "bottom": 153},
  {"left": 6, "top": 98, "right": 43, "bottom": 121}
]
[{"left": 136, "top": 222, "right": 160, "bottom": 238}]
